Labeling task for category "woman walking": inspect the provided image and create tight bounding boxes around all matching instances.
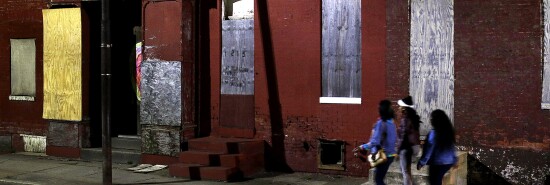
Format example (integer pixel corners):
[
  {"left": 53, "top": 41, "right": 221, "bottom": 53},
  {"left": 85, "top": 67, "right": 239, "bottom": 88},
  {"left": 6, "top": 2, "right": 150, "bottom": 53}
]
[
  {"left": 417, "top": 109, "right": 457, "bottom": 185},
  {"left": 354, "top": 100, "right": 398, "bottom": 185},
  {"left": 397, "top": 96, "right": 421, "bottom": 185}
]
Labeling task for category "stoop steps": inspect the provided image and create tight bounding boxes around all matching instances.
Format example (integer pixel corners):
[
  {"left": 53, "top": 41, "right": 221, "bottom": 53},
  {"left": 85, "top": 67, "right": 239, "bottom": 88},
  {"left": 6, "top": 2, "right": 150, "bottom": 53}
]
[{"left": 169, "top": 137, "right": 265, "bottom": 181}]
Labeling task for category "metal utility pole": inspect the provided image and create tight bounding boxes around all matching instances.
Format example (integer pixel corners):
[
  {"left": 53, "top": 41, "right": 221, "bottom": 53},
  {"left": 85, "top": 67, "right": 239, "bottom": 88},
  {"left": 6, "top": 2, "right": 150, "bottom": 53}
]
[{"left": 100, "top": 0, "right": 112, "bottom": 184}]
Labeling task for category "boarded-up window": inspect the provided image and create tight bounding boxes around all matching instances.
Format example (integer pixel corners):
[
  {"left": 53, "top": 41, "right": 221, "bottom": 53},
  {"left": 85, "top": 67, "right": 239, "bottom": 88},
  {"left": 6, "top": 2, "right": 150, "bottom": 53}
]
[
  {"left": 543, "top": 0, "right": 550, "bottom": 109},
  {"left": 43, "top": 8, "right": 83, "bottom": 121},
  {"left": 221, "top": 0, "right": 254, "bottom": 95},
  {"left": 321, "top": 0, "right": 361, "bottom": 104},
  {"left": 410, "top": 0, "right": 454, "bottom": 135},
  {"left": 10, "top": 39, "right": 36, "bottom": 101}
]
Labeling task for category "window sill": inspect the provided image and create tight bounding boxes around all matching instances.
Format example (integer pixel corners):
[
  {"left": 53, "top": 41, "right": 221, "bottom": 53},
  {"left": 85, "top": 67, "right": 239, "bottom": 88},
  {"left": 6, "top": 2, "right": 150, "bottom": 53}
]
[
  {"left": 9, "top": 95, "right": 35, "bottom": 101},
  {"left": 543, "top": 103, "right": 550, "bottom": 110},
  {"left": 319, "top": 97, "right": 361, "bottom": 104}
]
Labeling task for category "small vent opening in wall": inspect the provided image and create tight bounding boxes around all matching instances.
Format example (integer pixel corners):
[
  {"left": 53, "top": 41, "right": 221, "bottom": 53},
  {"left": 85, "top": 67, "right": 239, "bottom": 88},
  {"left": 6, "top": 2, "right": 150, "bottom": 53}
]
[{"left": 318, "top": 139, "right": 344, "bottom": 170}]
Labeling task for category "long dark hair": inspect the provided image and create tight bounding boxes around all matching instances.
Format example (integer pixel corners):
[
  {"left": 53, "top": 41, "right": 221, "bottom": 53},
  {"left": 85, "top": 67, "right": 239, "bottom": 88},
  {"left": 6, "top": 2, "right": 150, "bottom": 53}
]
[
  {"left": 430, "top": 109, "right": 455, "bottom": 147},
  {"left": 379, "top": 100, "right": 395, "bottom": 121},
  {"left": 404, "top": 107, "right": 421, "bottom": 131}
]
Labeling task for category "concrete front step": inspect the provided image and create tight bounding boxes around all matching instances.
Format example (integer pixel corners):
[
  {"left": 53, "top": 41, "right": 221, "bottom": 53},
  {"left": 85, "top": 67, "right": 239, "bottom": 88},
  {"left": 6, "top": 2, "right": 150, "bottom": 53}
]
[
  {"left": 365, "top": 151, "right": 467, "bottom": 185},
  {"left": 80, "top": 148, "right": 141, "bottom": 165},
  {"left": 112, "top": 136, "right": 141, "bottom": 150}
]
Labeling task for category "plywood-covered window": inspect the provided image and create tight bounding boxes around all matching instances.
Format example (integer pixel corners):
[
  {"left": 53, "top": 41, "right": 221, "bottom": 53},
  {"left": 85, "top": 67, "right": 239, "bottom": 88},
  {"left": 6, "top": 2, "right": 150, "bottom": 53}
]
[
  {"left": 543, "top": 0, "right": 550, "bottom": 109},
  {"left": 221, "top": 0, "right": 254, "bottom": 95},
  {"left": 410, "top": 0, "right": 454, "bottom": 135},
  {"left": 10, "top": 39, "right": 36, "bottom": 101},
  {"left": 320, "top": 0, "right": 361, "bottom": 104},
  {"left": 43, "top": 8, "right": 83, "bottom": 121}
]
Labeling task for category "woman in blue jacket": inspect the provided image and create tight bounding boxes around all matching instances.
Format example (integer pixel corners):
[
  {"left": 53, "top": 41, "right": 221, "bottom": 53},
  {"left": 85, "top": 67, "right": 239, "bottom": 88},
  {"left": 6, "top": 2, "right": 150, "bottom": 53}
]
[
  {"left": 417, "top": 109, "right": 457, "bottom": 185},
  {"left": 354, "top": 100, "right": 398, "bottom": 185}
]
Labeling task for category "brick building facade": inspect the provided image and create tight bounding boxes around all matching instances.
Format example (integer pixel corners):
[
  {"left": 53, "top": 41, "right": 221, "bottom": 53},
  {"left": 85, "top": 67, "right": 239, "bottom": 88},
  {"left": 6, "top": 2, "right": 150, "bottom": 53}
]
[{"left": 0, "top": 0, "right": 548, "bottom": 184}]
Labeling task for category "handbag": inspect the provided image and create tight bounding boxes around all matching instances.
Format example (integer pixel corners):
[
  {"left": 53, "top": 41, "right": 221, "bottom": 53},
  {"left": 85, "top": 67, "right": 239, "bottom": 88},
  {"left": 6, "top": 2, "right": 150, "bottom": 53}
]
[
  {"left": 368, "top": 121, "right": 388, "bottom": 167},
  {"left": 368, "top": 148, "right": 387, "bottom": 167}
]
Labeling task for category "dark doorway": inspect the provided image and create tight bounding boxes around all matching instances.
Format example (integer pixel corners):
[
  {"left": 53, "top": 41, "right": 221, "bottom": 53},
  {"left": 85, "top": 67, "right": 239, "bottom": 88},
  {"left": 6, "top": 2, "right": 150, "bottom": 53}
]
[{"left": 84, "top": 0, "right": 142, "bottom": 147}]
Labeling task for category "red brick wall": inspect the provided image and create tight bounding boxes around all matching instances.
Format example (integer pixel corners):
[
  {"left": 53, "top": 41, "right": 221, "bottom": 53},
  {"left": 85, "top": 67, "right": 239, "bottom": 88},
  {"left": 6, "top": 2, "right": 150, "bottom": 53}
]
[
  {"left": 0, "top": 1, "right": 48, "bottom": 138},
  {"left": 208, "top": 0, "right": 386, "bottom": 176},
  {"left": 454, "top": 1, "right": 550, "bottom": 184},
  {"left": 386, "top": 0, "right": 411, "bottom": 107}
]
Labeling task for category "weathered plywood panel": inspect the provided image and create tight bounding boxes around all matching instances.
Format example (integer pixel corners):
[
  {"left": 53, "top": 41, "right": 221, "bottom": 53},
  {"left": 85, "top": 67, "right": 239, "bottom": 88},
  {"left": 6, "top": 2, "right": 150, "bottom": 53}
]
[
  {"left": 321, "top": 0, "right": 361, "bottom": 98},
  {"left": 140, "top": 60, "right": 182, "bottom": 126},
  {"left": 42, "top": 8, "right": 82, "bottom": 121},
  {"left": 543, "top": 0, "right": 550, "bottom": 109},
  {"left": 10, "top": 39, "right": 36, "bottom": 96},
  {"left": 221, "top": 19, "right": 254, "bottom": 95},
  {"left": 410, "top": 0, "right": 454, "bottom": 135},
  {"left": 141, "top": 126, "right": 180, "bottom": 156}
]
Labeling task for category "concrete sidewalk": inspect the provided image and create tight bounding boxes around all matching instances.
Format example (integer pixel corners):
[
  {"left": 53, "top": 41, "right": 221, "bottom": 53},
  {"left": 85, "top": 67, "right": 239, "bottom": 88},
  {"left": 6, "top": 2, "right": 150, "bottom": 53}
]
[{"left": 0, "top": 153, "right": 369, "bottom": 185}]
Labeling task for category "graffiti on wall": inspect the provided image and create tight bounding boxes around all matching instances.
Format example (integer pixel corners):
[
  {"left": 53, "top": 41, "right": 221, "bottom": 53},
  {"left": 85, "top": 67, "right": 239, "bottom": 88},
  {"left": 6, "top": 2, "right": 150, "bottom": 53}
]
[{"left": 221, "top": 0, "right": 254, "bottom": 95}]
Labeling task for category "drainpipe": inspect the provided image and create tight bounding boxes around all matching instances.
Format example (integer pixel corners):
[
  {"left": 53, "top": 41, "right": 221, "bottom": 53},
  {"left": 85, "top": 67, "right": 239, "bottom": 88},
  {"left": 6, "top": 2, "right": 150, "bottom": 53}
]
[{"left": 100, "top": 0, "right": 112, "bottom": 184}]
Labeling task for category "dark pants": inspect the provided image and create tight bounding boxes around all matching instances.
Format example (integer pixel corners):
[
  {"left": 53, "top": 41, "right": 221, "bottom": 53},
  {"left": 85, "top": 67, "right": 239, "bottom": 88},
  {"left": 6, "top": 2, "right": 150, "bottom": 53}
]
[
  {"left": 374, "top": 157, "right": 394, "bottom": 185},
  {"left": 428, "top": 164, "right": 453, "bottom": 185}
]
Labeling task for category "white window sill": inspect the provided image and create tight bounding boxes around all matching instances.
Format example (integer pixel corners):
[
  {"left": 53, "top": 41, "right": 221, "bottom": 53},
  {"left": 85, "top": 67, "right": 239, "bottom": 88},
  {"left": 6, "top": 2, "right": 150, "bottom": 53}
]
[
  {"left": 542, "top": 103, "right": 550, "bottom": 110},
  {"left": 9, "top": 95, "right": 35, "bottom": 101},
  {"left": 319, "top": 97, "right": 361, "bottom": 104}
]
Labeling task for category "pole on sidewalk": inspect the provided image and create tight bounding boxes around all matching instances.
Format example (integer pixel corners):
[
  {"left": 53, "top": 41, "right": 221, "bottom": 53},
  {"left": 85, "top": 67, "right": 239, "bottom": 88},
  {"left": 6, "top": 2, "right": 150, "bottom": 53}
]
[{"left": 100, "top": 0, "right": 112, "bottom": 184}]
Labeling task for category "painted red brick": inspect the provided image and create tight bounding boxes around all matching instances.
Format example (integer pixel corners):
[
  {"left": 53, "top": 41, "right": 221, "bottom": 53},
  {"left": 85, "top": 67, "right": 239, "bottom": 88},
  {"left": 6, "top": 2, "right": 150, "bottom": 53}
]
[
  {"left": 0, "top": 1, "right": 48, "bottom": 142},
  {"left": 46, "top": 146, "right": 80, "bottom": 159},
  {"left": 178, "top": 151, "right": 221, "bottom": 166},
  {"left": 386, "top": 0, "right": 411, "bottom": 103},
  {"left": 169, "top": 163, "right": 203, "bottom": 179},
  {"left": 142, "top": 0, "right": 182, "bottom": 62},
  {"left": 141, "top": 154, "right": 178, "bottom": 165},
  {"left": 208, "top": 0, "right": 386, "bottom": 176},
  {"left": 199, "top": 166, "right": 240, "bottom": 181},
  {"left": 454, "top": 1, "right": 550, "bottom": 184}
]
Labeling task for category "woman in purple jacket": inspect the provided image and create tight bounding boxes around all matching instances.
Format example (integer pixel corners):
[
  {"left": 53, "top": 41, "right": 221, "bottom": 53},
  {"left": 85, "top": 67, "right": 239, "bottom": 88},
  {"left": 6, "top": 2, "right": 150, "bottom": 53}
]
[
  {"left": 397, "top": 96, "right": 421, "bottom": 185},
  {"left": 417, "top": 109, "right": 457, "bottom": 185}
]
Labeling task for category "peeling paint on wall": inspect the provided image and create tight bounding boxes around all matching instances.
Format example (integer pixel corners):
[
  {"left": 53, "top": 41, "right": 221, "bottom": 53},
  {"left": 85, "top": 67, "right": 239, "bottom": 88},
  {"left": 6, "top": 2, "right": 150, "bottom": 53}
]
[
  {"left": 142, "top": 126, "right": 179, "bottom": 156},
  {"left": 463, "top": 146, "right": 550, "bottom": 184},
  {"left": 410, "top": 0, "right": 454, "bottom": 135},
  {"left": 20, "top": 134, "right": 45, "bottom": 153}
]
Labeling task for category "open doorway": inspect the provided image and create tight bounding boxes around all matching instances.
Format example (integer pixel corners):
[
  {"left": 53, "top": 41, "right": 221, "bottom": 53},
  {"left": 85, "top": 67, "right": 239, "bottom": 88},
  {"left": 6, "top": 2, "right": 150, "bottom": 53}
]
[{"left": 84, "top": 0, "right": 142, "bottom": 147}]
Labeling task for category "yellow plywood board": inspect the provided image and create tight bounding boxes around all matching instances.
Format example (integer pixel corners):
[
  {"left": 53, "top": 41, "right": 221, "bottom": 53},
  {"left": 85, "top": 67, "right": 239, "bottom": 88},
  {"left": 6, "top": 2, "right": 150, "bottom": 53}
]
[{"left": 42, "top": 8, "right": 82, "bottom": 121}]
